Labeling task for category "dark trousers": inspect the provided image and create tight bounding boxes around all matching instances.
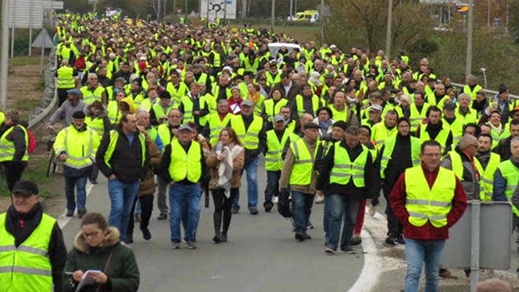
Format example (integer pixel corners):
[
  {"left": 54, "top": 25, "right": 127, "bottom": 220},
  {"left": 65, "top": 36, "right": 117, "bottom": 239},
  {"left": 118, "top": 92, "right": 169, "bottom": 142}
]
[
  {"left": 57, "top": 88, "right": 73, "bottom": 106},
  {"left": 89, "top": 163, "right": 99, "bottom": 182},
  {"left": 127, "top": 194, "right": 154, "bottom": 235},
  {"left": 212, "top": 188, "right": 239, "bottom": 233},
  {"left": 3, "top": 161, "right": 26, "bottom": 192},
  {"left": 264, "top": 170, "right": 281, "bottom": 202},
  {"left": 383, "top": 183, "right": 403, "bottom": 237}
]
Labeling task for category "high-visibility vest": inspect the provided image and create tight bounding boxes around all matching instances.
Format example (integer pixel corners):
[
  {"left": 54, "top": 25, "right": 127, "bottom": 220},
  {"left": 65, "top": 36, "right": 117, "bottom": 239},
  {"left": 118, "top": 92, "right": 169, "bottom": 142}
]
[
  {"left": 56, "top": 66, "right": 75, "bottom": 89},
  {"left": 212, "top": 51, "right": 221, "bottom": 68},
  {"left": 152, "top": 103, "right": 176, "bottom": 122},
  {"left": 442, "top": 117, "right": 464, "bottom": 146},
  {"left": 404, "top": 166, "right": 457, "bottom": 227},
  {"left": 263, "top": 98, "right": 288, "bottom": 122},
  {"left": 265, "top": 71, "right": 281, "bottom": 87},
  {"left": 456, "top": 109, "right": 478, "bottom": 125},
  {"left": 248, "top": 95, "right": 265, "bottom": 117},
  {"left": 0, "top": 126, "right": 29, "bottom": 162},
  {"left": 166, "top": 82, "right": 189, "bottom": 105},
  {"left": 140, "top": 98, "right": 159, "bottom": 112},
  {"left": 330, "top": 105, "right": 349, "bottom": 123},
  {"left": 106, "top": 100, "right": 122, "bottom": 124},
  {"left": 295, "top": 94, "right": 320, "bottom": 117},
  {"left": 168, "top": 138, "right": 202, "bottom": 183},
  {"left": 103, "top": 130, "right": 146, "bottom": 169},
  {"left": 230, "top": 115, "right": 263, "bottom": 150},
  {"left": 85, "top": 115, "right": 105, "bottom": 137},
  {"left": 289, "top": 139, "right": 315, "bottom": 185},
  {"left": 449, "top": 150, "right": 483, "bottom": 181},
  {"left": 463, "top": 84, "right": 483, "bottom": 100},
  {"left": 479, "top": 153, "right": 500, "bottom": 201},
  {"left": 243, "top": 58, "right": 259, "bottom": 73},
  {"left": 496, "top": 160, "right": 519, "bottom": 215},
  {"left": 0, "top": 213, "right": 55, "bottom": 292},
  {"left": 409, "top": 103, "right": 429, "bottom": 132},
  {"left": 54, "top": 126, "right": 98, "bottom": 169},
  {"left": 206, "top": 113, "right": 232, "bottom": 147},
  {"left": 80, "top": 86, "right": 105, "bottom": 105},
  {"left": 371, "top": 123, "right": 397, "bottom": 149},
  {"left": 265, "top": 129, "right": 290, "bottom": 171},
  {"left": 329, "top": 143, "right": 369, "bottom": 187},
  {"left": 180, "top": 95, "right": 208, "bottom": 125},
  {"left": 380, "top": 136, "right": 421, "bottom": 178},
  {"left": 157, "top": 124, "right": 175, "bottom": 145},
  {"left": 419, "top": 124, "right": 450, "bottom": 153}
]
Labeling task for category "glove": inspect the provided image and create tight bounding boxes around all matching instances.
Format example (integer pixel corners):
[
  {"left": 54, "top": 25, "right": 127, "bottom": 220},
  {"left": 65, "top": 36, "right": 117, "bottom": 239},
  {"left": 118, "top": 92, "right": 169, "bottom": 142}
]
[{"left": 371, "top": 196, "right": 379, "bottom": 206}]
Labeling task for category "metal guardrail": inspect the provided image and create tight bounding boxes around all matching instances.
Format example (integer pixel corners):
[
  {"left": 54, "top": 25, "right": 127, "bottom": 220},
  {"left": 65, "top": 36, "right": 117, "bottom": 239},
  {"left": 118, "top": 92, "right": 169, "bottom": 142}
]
[
  {"left": 451, "top": 82, "right": 519, "bottom": 101},
  {"left": 28, "top": 47, "right": 57, "bottom": 131}
]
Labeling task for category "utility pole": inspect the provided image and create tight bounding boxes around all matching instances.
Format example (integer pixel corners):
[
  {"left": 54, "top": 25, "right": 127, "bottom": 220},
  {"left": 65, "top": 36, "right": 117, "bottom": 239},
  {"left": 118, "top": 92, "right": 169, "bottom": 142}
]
[
  {"left": 1, "top": 0, "right": 9, "bottom": 110},
  {"left": 385, "top": 0, "right": 393, "bottom": 60},
  {"left": 320, "top": 0, "right": 324, "bottom": 46},
  {"left": 271, "top": 0, "right": 275, "bottom": 33},
  {"left": 465, "top": 0, "right": 473, "bottom": 76}
]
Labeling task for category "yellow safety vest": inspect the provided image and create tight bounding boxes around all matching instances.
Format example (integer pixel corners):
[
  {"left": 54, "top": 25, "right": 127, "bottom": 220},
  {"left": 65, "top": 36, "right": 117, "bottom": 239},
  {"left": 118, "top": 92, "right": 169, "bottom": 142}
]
[
  {"left": 404, "top": 166, "right": 456, "bottom": 228},
  {"left": 449, "top": 151, "right": 483, "bottom": 182},
  {"left": 442, "top": 117, "right": 464, "bottom": 146},
  {"left": 289, "top": 139, "right": 315, "bottom": 185},
  {"left": 263, "top": 98, "right": 288, "bottom": 122},
  {"left": 230, "top": 115, "right": 263, "bottom": 150},
  {"left": 168, "top": 138, "right": 202, "bottom": 183},
  {"left": 103, "top": 130, "right": 146, "bottom": 169},
  {"left": 329, "top": 143, "right": 369, "bottom": 187},
  {"left": 380, "top": 136, "right": 421, "bottom": 179},
  {"left": 0, "top": 213, "right": 55, "bottom": 292},
  {"left": 85, "top": 115, "right": 105, "bottom": 137},
  {"left": 295, "top": 94, "right": 320, "bottom": 117},
  {"left": 54, "top": 126, "right": 97, "bottom": 169},
  {"left": 80, "top": 86, "right": 105, "bottom": 105},
  {"left": 409, "top": 103, "right": 429, "bottom": 132},
  {"left": 419, "top": 124, "right": 450, "bottom": 153},
  {"left": 166, "top": 82, "right": 189, "bottom": 105},
  {"left": 497, "top": 160, "right": 519, "bottom": 215},
  {"left": 180, "top": 95, "right": 208, "bottom": 125},
  {"left": 152, "top": 103, "right": 176, "bottom": 122},
  {"left": 157, "top": 124, "right": 174, "bottom": 145},
  {"left": 479, "top": 153, "right": 500, "bottom": 201},
  {"left": 106, "top": 100, "right": 122, "bottom": 124},
  {"left": 206, "top": 113, "right": 232, "bottom": 147},
  {"left": 371, "top": 123, "right": 397, "bottom": 149},
  {"left": 265, "top": 129, "right": 290, "bottom": 171},
  {"left": 56, "top": 66, "right": 75, "bottom": 89},
  {"left": 329, "top": 105, "right": 349, "bottom": 123},
  {"left": 463, "top": 84, "right": 483, "bottom": 100},
  {"left": 0, "top": 126, "right": 29, "bottom": 162}
]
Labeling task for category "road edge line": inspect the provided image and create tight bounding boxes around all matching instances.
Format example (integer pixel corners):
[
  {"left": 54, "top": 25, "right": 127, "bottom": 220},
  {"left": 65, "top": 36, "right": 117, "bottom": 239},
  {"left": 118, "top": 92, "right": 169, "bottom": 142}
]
[{"left": 57, "top": 182, "right": 94, "bottom": 229}]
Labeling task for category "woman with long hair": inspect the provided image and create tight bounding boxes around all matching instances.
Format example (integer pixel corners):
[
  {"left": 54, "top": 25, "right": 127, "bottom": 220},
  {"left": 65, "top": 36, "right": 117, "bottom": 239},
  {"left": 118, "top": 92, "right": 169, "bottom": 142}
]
[{"left": 205, "top": 128, "right": 244, "bottom": 243}]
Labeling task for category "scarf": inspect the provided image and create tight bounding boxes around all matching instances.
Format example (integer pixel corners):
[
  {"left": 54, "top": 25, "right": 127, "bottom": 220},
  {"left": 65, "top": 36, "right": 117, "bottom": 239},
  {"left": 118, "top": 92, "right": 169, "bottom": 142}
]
[{"left": 217, "top": 143, "right": 243, "bottom": 198}]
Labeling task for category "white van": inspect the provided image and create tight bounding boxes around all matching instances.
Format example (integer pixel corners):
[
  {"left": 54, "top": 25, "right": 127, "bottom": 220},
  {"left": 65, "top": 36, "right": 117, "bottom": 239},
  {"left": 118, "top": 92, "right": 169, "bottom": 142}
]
[{"left": 268, "top": 43, "right": 301, "bottom": 63}]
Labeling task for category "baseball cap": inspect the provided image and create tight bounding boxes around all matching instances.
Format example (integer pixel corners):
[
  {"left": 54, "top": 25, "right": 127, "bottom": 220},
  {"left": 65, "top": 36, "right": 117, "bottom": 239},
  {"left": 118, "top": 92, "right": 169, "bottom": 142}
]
[
  {"left": 72, "top": 110, "right": 86, "bottom": 119},
  {"left": 67, "top": 89, "right": 81, "bottom": 96},
  {"left": 443, "top": 103, "right": 456, "bottom": 111},
  {"left": 12, "top": 181, "right": 39, "bottom": 197},
  {"left": 242, "top": 99, "right": 255, "bottom": 107},
  {"left": 178, "top": 124, "right": 193, "bottom": 132},
  {"left": 273, "top": 115, "right": 284, "bottom": 123},
  {"left": 369, "top": 104, "right": 383, "bottom": 112}
]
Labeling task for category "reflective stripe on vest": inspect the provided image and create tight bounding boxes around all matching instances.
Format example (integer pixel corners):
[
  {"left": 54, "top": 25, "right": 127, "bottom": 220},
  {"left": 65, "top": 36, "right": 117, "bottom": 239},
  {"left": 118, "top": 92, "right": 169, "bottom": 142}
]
[
  {"left": 380, "top": 136, "right": 421, "bottom": 178},
  {"left": 329, "top": 143, "right": 368, "bottom": 187},
  {"left": 0, "top": 213, "right": 55, "bottom": 291},
  {"left": 231, "top": 115, "right": 263, "bottom": 150},
  {"left": 480, "top": 153, "right": 500, "bottom": 201},
  {"left": 56, "top": 66, "right": 75, "bottom": 88},
  {"left": 60, "top": 127, "right": 95, "bottom": 169},
  {"left": 449, "top": 151, "right": 483, "bottom": 182},
  {"left": 404, "top": 166, "right": 456, "bottom": 227},
  {"left": 168, "top": 138, "right": 202, "bottom": 182},
  {"left": 409, "top": 103, "right": 429, "bottom": 132},
  {"left": 497, "top": 160, "right": 519, "bottom": 215},
  {"left": 289, "top": 139, "right": 315, "bottom": 185},
  {"left": 80, "top": 86, "right": 105, "bottom": 105},
  {"left": 0, "top": 126, "right": 29, "bottom": 162},
  {"left": 206, "top": 113, "right": 231, "bottom": 147},
  {"left": 264, "top": 98, "right": 288, "bottom": 122},
  {"left": 265, "top": 129, "right": 290, "bottom": 171}
]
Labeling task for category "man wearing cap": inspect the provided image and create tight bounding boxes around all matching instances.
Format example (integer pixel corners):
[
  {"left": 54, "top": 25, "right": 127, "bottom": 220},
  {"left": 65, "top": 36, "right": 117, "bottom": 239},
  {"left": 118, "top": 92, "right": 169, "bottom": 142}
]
[
  {"left": 96, "top": 113, "right": 149, "bottom": 243},
  {"left": 47, "top": 89, "right": 86, "bottom": 128},
  {"left": 0, "top": 110, "right": 30, "bottom": 191},
  {"left": 203, "top": 99, "right": 232, "bottom": 147},
  {"left": 417, "top": 106, "right": 453, "bottom": 155},
  {"left": 56, "top": 59, "right": 78, "bottom": 106},
  {"left": 377, "top": 117, "right": 422, "bottom": 246},
  {"left": 263, "top": 115, "right": 291, "bottom": 212},
  {"left": 157, "top": 124, "right": 208, "bottom": 249},
  {"left": 0, "top": 180, "right": 67, "bottom": 291},
  {"left": 494, "top": 84, "right": 512, "bottom": 124},
  {"left": 54, "top": 111, "right": 100, "bottom": 218},
  {"left": 80, "top": 73, "right": 107, "bottom": 105},
  {"left": 229, "top": 99, "right": 266, "bottom": 214},
  {"left": 361, "top": 104, "right": 383, "bottom": 129},
  {"left": 316, "top": 126, "right": 377, "bottom": 253},
  {"left": 280, "top": 122, "right": 321, "bottom": 241}
]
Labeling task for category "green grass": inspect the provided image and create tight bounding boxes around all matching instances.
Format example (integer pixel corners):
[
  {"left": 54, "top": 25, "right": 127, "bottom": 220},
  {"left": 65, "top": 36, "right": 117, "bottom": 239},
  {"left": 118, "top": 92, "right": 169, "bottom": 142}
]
[
  {"left": 0, "top": 161, "right": 53, "bottom": 198},
  {"left": 10, "top": 56, "right": 41, "bottom": 66}
]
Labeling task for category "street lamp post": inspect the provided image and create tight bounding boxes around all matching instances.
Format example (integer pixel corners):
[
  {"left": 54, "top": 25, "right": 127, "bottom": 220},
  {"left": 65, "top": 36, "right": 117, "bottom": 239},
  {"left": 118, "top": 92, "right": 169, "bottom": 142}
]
[
  {"left": 465, "top": 0, "right": 474, "bottom": 76},
  {"left": 385, "top": 0, "right": 393, "bottom": 60}
]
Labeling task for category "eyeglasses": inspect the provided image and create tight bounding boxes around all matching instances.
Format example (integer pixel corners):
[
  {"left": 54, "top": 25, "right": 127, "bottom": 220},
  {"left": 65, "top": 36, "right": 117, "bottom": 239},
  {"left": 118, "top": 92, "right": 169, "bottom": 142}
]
[{"left": 82, "top": 231, "right": 99, "bottom": 238}]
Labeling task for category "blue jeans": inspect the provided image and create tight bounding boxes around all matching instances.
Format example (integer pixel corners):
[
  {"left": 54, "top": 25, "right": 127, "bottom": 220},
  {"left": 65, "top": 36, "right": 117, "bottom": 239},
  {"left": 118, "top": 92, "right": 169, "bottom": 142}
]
[
  {"left": 264, "top": 170, "right": 281, "bottom": 202},
  {"left": 64, "top": 176, "right": 87, "bottom": 211},
  {"left": 169, "top": 183, "right": 201, "bottom": 242},
  {"left": 405, "top": 238, "right": 446, "bottom": 292},
  {"left": 233, "top": 156, "right": 259, "bottom": 210},
  {"left": 291, "top": 191, "right": 315, "bottom": 233},
  {"left": 108, "top": 179, "right": 140, "bottom": 242},
  {"left": 324, "top": 194, "right": 359, "bottom": 250}
]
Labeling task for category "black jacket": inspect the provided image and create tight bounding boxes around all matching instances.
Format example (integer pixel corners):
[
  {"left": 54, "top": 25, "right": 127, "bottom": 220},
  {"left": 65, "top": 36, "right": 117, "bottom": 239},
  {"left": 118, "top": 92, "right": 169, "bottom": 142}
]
[
  {"left": 316, "top": 141, "right": 378, "bottom": 200},
  {"left": 378, "top": 134, "right": 414, "bottom": 192},
  {"left": 494, "top": 136, "right": 513, "bottom": 162},
  {"left": 5, "top": 203, "right": 67, "bottom": 292},
  {"left": 96, "top": 127, "right": 149, "bottom": 183}
]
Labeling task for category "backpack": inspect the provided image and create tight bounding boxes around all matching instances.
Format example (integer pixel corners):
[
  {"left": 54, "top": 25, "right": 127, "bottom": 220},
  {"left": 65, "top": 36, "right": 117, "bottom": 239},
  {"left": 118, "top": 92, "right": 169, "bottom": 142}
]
[{"left": 27, "top": 129, "right": 37, "bottom": 154}]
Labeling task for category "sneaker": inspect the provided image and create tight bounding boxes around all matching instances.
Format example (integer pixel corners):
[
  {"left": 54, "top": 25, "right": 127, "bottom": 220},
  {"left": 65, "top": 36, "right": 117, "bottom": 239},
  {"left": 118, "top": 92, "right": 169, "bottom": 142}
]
[
  {"left": 171, "top": 241, "right": 181, "bottom": 249},
  {"left": 272, "top": 196, "right": 279, "bottom": 204},
  {"left": 263, "top": 201, "right": 274, "bottom": 212},
  {"left": 295, "top": 232, "right": 305, "bottom": 242},
  {"left": 315, "top": 194, "right": 324, "bottom": 204},
  {"left": 350, "top": 237, "right": 362, "bottom": 246},
  {"left": 220, "top": 233, "right": 228, "bottom": 243},
  {"left": 185, "top": 240, "right": 197, "bottom": 249},
  {"left": 134, "top": 214, "right": 141, "bottom": 223},
  {"left": 396, "top": 235, "right": 405, "bottom": 245},
  {"left": 125, "top": 234, "right": 134, "bottom": 244},
  {"left": 324, "top": 247, "right": 336, "bottom": 255},
  {"left": 66, "top": 210, "right": 74, "bottom": 217},
  {"left": 141, "top": 228, "right": 152, "bottom": 241},
  {"left": 307, "top": 222, "right": 314, "bottom": 229},
  {"left": 249, "top": 208, "right": 259, "bottom": 215},
  {"left": 341, "top": 246, "right": 355, "bottom": 254},
  {"left": 157, "top": 213, "right": 168, "bottom": 220},
  {"left": 89, "top": 179, "right": 97, "bottom": 185},
  {"left": 77, "top": 208, "right": 87, "bottom": 219},
  {"left": 301, "top": 233, "right": 312, "bottom": 240},
  {"left": 384, "top": 236, "right": 398, "bottom": 246},
  {"left": 439, "top": 268, "right": 457, "bottom": 279},
  {"left": 231, "top": 207, "right": 239, "bottom": 214}
]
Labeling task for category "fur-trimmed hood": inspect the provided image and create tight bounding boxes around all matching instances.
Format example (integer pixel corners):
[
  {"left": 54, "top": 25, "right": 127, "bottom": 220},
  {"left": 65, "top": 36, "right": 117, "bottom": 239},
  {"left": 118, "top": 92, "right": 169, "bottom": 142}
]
[
  {"left": 73, "top": 226, "right": 120, "bottom": 252},
  {"left": 85, "top": 103, "right": 107, "bottom": 118}
]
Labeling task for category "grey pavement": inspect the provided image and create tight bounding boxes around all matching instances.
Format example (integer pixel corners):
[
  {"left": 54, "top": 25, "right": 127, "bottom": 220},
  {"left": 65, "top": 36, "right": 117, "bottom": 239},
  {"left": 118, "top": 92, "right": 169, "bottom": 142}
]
[{"left": 59, "top": 160, "right": 367, "bottom": 292}]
